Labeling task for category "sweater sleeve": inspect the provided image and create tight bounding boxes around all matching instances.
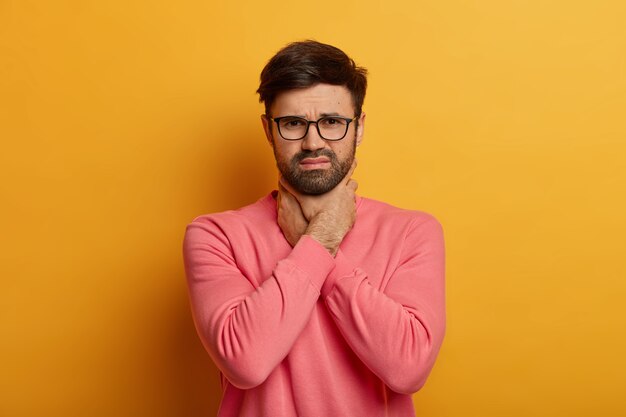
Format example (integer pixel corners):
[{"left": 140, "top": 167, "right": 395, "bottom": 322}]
[
  {"left": 182, "top": 218, "right": 335, "bottom": 389},
  {"left": 322, "top": 216, "right": 446, "bottom": 394}
]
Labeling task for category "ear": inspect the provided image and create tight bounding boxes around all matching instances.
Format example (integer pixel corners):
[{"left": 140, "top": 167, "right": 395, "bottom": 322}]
[
  {"left": 261, "top": 114, "right": 273, "bottom": 146},
  {"left": 355, "top": 112, "right": 366, "bottom": 147}
]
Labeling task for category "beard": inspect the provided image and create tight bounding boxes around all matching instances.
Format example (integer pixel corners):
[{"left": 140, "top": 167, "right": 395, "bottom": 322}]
[{"left": 274, "top": 138, "right": 356, "bottom": 195}]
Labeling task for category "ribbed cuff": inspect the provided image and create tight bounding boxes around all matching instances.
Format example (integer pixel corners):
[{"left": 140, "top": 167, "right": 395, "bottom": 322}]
[
  {"left": 285, "top": 235, "right": 336, "bottom": 292},
  {"left": 320, "top": 249, "right": 358, "bottom": 297}
]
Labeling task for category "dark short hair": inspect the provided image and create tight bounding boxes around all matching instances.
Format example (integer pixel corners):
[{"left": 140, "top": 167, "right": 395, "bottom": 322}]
[{"left": 257, "top": 40, "right": 368, "bottom": 118}]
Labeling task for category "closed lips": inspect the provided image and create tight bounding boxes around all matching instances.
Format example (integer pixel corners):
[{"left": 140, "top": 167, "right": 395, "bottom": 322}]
[{"left": 300, "top": 158, "right": 330, "bottom": 164}]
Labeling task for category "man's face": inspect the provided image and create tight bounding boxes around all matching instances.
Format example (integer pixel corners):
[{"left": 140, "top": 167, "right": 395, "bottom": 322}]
[{"left": 261, "top": 83, "right": 365, "bottom": 195}]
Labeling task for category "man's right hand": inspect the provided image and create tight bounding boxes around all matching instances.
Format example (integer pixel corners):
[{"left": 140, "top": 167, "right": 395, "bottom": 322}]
[
  {"left": 279, "top": 160, "right": 359, "bottom": 256},
  {"left": 277, "top": 181, "right": 309, "bottom": 247}
]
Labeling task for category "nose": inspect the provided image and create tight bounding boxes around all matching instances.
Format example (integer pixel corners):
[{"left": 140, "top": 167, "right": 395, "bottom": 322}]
[{"left": 301, "top": 122, "right": 326, "bottom": 151}]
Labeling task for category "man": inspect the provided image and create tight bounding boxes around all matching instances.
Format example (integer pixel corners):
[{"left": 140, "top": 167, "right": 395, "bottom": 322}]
[{"left": 183, "top": 40, "right": 446, "bottom": 417}]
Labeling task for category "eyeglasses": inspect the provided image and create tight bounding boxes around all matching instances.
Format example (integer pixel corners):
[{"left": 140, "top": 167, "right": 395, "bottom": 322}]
[{"left": 269, "top": 115, "right": 357, "bottom": 141}]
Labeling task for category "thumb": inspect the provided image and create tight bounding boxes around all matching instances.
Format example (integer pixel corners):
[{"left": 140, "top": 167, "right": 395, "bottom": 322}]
[
  {"left": 347, "top": 179, "right": 358, "bottom": 193},
  {"left": 342, "top": 158, "right": 358, "bottom": 185}
]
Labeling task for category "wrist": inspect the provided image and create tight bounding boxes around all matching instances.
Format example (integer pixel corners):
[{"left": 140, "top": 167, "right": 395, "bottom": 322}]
[{"left": 305, "top": 221, "right": 339, "bottom": 256}]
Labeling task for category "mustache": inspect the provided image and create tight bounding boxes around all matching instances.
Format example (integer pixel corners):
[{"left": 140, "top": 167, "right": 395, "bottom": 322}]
[{"left": 292, "top": 149, "right": 336, "bottom": 163}]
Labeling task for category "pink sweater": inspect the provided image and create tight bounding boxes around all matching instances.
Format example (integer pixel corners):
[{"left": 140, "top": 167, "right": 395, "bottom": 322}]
[{"left": 182, "top": 191, "right": 446, "bottom": 417}]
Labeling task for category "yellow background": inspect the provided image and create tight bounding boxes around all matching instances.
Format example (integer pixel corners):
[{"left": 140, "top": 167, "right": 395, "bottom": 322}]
[{"left": 1, "top": 1, "right": 625, "bottom": 416}]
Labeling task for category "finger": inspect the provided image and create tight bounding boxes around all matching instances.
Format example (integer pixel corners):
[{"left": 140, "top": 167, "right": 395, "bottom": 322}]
[
  {"left": 342, "top": 158, "right": 358, "bottom": 186},
  {"left": 279, "top": 177, "right": 295, "bottom": 195},
  {"left": 279, "top": 181, "right": 296, "bottom": 201},
  {"left": 278, "top": 180, "right": 294, "bottom": 199},
  {"left": 347, "top": 158, "right": 357, "bottom": 177},
  {"left": 280, "top": 181, "right": 305, "bottom": 211},
  {"left": 347, "top": 179, "right": 358, "bottom": 193},
  {"left": 279, "top": 178, "right": 306, "bottom": 204},
  {"left": 276, "top": 187, "right": 283, "bottom": 208}
]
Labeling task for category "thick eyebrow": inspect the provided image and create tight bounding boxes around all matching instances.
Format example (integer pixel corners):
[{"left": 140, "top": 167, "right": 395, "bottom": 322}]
[
  {"left": 273, "top": 114, "right": 305, "bottom": 119},
  {"left": 275, "top": 112, "right": 346, "bottom": 119}
]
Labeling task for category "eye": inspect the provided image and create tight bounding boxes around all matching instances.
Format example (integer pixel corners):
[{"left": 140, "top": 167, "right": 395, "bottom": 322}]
[
  {"left": 280, "top": 117, "right": 307, "bottom": 129},
  {"left": 319, "top": 117, "right": 346, "bottom": 127}
]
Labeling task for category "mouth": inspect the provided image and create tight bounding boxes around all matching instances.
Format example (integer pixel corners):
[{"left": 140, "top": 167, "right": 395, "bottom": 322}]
[{"left": 299, "top": 157, "right": 331, "bottom": 170}]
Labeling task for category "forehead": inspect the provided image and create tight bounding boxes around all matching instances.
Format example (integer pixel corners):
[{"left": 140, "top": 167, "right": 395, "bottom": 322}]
[{"left": 271, "top": 83, "right": 354, "bottom": 116}]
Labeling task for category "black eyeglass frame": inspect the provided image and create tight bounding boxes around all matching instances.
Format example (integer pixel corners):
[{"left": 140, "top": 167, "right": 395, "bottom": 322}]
[{"left": 268, "top": 115, "right": 358, "bottom": 141}]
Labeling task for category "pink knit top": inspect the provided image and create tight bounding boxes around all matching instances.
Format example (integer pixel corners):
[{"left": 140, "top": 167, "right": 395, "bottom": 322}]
[{"left": 182, "top": 192, "right": 446, "bottom": 416}]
